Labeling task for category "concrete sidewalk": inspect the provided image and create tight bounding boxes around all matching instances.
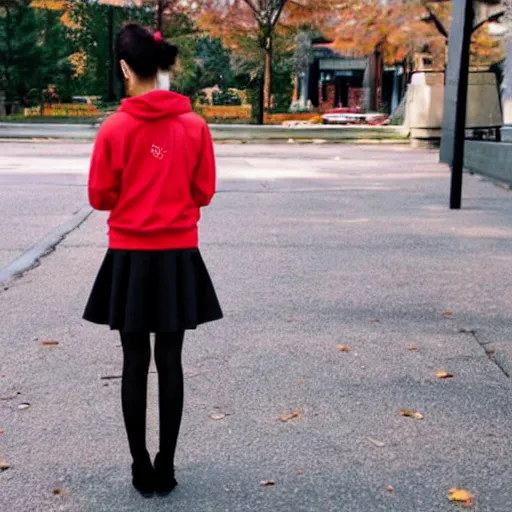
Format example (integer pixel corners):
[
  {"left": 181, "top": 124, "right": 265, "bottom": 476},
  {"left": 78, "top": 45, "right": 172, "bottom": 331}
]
[{"left": 0, "top": 144, "right": 511, "bottom": 511}]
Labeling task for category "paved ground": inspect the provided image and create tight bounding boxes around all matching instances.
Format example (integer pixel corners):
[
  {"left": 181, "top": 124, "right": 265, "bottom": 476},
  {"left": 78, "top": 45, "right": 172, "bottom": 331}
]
[{"left": 0, "top": 142, "right": 511, "bottom": 512}]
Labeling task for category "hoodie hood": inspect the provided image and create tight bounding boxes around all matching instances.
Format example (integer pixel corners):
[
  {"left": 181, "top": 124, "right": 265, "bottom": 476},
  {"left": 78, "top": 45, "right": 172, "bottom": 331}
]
[{"left": 120, "top": 90, "right": 192, "bottom": 120}]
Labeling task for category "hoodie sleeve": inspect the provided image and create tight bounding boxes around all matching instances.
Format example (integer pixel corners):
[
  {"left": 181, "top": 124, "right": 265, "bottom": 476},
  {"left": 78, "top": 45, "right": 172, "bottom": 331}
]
[
  {"left": 88, "top": 125, "right": 121, "bottom": 211},
  {"left": 191, "top": 123, "right": 216, "bottom": 208}
]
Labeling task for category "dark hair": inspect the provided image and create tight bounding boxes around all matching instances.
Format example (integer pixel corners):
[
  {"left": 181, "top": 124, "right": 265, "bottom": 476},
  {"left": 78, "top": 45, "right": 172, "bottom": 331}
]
[{"left": 115, "top": 23, "right": 178, "bottom": 79}]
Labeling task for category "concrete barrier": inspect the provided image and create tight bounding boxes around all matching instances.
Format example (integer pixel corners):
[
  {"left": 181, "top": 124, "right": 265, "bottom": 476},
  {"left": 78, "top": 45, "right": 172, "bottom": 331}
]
[
  {"left": 464, "top": 140, "right": 512, "bottom": 187},
  {"left": 0, "top": 122, "right": 409, "bottom": 143},
  {"left": 407, "top": 71, "right": 502, "bottom": 145}
]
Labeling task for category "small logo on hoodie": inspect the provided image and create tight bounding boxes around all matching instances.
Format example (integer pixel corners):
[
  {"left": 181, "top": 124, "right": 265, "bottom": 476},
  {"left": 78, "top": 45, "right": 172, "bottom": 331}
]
[{"left": 151, "top": 144, "right": 167, "bottom": 161}]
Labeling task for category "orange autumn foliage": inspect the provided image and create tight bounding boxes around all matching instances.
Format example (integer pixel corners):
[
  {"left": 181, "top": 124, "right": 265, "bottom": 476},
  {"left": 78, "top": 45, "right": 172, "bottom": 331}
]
[
  {"left": 328, "top": 0, "right": 502, "bottom": 68},
  {"left": 197, "top": 0, "right": 335, "bottom": 115}
]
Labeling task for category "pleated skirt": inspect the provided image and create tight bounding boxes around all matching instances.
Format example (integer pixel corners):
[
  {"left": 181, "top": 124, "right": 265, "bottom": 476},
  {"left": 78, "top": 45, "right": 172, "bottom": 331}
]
[{"left": 83, "top": 248, "right": 223, "bottom": 333}]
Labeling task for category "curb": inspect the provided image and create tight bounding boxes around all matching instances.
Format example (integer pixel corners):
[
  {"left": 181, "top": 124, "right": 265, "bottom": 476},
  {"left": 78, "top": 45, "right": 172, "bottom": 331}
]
[{"left": 0, "top": 206, "right": 93, "bottom": 287}]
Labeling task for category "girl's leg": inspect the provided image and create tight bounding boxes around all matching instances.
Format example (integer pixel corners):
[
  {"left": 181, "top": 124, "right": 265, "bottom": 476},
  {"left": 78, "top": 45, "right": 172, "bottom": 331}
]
[
  {"left": 154, "top": 331, "right": 185, "bottom": 494},
  {"left": 119, "top": 332, "right": 152, "bottom": 465}
]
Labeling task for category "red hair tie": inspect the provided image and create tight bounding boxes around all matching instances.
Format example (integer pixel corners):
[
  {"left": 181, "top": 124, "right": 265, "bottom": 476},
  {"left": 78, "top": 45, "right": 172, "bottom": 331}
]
[{"left": 154, "top": 31, "right": 163, "bottom": 43}]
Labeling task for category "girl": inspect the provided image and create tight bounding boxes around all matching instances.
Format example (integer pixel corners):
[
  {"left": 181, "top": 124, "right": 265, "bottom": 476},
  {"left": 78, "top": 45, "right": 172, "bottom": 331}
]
[{"left": 83, "top": 23, "right": 223, "bottom": 498}]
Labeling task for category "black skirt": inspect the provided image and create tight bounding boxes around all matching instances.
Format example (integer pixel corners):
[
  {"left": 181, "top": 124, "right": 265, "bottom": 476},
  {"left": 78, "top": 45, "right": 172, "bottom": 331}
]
[{"left": 83, "top": 248, "right": 223, "bottom": 333}]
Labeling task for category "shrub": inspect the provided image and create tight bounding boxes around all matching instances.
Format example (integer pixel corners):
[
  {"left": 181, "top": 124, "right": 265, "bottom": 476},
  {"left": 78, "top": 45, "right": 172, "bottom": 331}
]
[{"left": 212, "top": 90, "right": 242, "bottom": 106}]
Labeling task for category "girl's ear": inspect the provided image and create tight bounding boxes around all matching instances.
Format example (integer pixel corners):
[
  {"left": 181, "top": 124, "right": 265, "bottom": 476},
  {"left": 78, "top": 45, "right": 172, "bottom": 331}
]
[{"left": 120, "top": 59, "right": 131, "bottom": 80}]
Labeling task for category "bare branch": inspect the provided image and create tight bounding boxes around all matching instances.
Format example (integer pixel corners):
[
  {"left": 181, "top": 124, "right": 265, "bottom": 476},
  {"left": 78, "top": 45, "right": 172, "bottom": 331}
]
[
  {"left": 421, "top": 0, "right": 448, "bottom": 38},
  {"left": 270, "top": 0, "right": 287, "bottom": 27},
  {"left": 243, "top": 0, "right": 266, "bottom": 24}
]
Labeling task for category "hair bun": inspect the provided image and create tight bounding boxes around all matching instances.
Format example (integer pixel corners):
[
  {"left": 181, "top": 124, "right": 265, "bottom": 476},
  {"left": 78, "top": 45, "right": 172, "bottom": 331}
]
[
  {"left": 115, "top": 23, "right": 178, "bottom": 78},
  {"left": 157, "top": 40, "right": 178, "bottom": 71}
]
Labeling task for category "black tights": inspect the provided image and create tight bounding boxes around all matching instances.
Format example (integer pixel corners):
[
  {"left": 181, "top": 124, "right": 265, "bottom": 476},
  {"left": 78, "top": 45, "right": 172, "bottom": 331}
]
[{"left": 120, "top": 331, "right": 185, "bottom": 466}]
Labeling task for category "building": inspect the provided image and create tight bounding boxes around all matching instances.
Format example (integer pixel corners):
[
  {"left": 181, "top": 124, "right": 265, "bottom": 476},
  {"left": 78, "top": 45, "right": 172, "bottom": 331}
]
[{"left": 295, "top": 40, "right": 427, "bottom": 114}]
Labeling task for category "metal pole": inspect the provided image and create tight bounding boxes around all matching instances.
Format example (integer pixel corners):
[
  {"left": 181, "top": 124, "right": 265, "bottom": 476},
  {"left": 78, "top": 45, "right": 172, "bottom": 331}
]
[{"left": 440, "top": 0, "right": 474, "bottom": 210}]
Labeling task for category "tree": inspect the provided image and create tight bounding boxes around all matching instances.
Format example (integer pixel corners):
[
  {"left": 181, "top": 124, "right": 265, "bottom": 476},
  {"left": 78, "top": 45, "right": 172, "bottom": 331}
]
[
  {"left": 68, "top": 0, "right": 154, "bottom": 100},
  {"left": 196, "top": 37, "right": 234, "bottom": 89},
  {"left": 0, "top": 0, "right": 76, "bottom": 111},
  {"left": 330, "top": 0, "right": 502, "bottom": 70},
  {"left": 198, "top": 0, "right": 332, "bottom": 123},
  {"left": 96, "top": 1, "right": 202, "bottom": 99},
  {"left": 198, "top": 0, "right": 287, "bottom": 122}
]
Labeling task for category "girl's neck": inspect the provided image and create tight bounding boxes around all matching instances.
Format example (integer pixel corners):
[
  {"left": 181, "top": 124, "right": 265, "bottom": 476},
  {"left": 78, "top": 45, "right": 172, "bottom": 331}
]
[{"left": 130, "top": 78, "right": 158, "bottom": 97}]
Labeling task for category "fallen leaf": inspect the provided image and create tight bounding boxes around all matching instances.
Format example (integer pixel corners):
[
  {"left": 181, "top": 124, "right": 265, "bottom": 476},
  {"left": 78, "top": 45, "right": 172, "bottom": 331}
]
[
  {"left": 435, "top": 370, "right": 454, "bottom": 380},
  {"left": 367, "top": 437, "right": 386, "bottom": 448},
  {"left": 407, "top": 346, "right": 418, "bottom": 351},
  {"left": 448, "top": 488, "right": 473, "bottom": 506},
  {"left": 387, "top": 486, "right": 394, "bottom": 493},
  {"left": 0, "top": 459, "right": 10, "bottom": 471},
  {"left": 297, "top": 380, "right": 305, "bottom": 385},
  {"left": 399, "top": 408, "right": 424, "bottom": 420},
  {"left": 442, "top": 312, "right": 453, "bottom": 317},
  {"left": 280, "top": 411, "right": 301, "bottom": 422},
  {"left": 41, "top": 341, "right": 59, "bottom": 346},
  {"left": 260, "top": 480, "right": 276, "bottom": 487},
  {"left": 210, "top": 413, "right": 226, "bottom": 421},
  {"left": 17, "top": 403, "right": 30, "bottom": 410},
  {"left": 336, "top": 345, "right": 351, "bottom": 353}
]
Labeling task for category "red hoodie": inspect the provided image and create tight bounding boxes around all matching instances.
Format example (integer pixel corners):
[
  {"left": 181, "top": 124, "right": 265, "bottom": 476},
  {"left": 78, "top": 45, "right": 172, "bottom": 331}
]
[{"left": 88, "top": 90, "right": 216, "bottom": 250}]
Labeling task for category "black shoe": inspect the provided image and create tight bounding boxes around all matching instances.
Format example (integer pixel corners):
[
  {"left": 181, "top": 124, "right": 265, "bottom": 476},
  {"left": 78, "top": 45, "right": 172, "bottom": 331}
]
[
  {"left": 154, "top": 453, "right": 178, "bottom": 496},
  {"left": 131, "top": 457, "right": 155, "bottom": 498}
]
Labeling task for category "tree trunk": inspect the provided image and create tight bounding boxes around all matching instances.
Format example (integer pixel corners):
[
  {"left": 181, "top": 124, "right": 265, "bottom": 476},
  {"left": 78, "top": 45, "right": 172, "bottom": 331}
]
[
  {"left": 4, "top": 5, "right": 13, "bottom": 107},
  {"left": 263, "top": 34, "right": 273, "bottom": 114},
  {"left": 257, "top": 74, "right": 265, "bottom": 125},
  {"left": 106, "top": 6, "right": 115, "bottom": 102},
  {"left": 155, "top": 0, "right": 164, "bottom": 32}
]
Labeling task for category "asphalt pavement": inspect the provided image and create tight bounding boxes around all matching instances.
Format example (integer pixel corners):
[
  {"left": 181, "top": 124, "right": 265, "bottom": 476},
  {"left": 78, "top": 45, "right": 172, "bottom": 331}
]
[{"left": 0, "top": 142, "right": 511, "bottom": 511}]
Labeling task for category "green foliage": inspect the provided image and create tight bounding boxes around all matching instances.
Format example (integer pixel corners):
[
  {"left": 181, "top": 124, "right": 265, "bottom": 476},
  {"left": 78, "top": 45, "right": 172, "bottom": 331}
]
[
  {"left": 271, "top": 34, "right": 294, "bottom": 112},
  {"left": 0, "top": 2, "right": 45, "bottom": 110},
  {"left": 0, "top": 1, "right": 84, "bottom": 108},
  {"left": 68, "top": 0, "right": 154, "bottom": 99},
  {"left": 196, "top": 37, "right": 234, "bottom": 90},
  {"left": 247, "top": 85, "right": 262, "bottom": 123},
  {"left": 0, "top": 1, "right": 298, "bottom": 120},
  {"left": 25, "top": 88, "right": 40, "bottom": 107},
  {"left": 212, "top": 90, "right": 241, "bottom": 106}
]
